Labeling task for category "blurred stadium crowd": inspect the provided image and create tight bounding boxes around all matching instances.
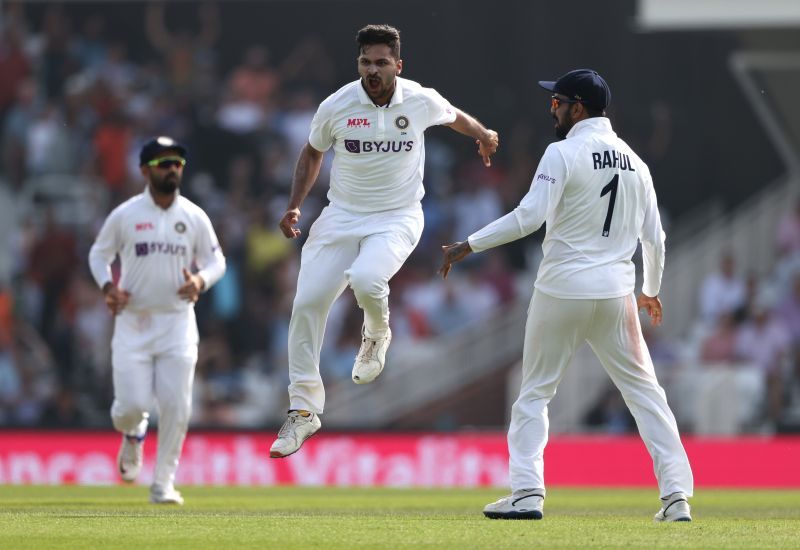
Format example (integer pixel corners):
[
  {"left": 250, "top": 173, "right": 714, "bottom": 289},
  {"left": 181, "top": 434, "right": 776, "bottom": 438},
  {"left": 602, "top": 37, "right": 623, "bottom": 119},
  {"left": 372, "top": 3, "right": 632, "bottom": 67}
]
[
  {"left": 0, "top": 2, "right": 797, "bottom": 433},
  {"left": 0, "top": 2, "right": 537, "bottom": 429}
]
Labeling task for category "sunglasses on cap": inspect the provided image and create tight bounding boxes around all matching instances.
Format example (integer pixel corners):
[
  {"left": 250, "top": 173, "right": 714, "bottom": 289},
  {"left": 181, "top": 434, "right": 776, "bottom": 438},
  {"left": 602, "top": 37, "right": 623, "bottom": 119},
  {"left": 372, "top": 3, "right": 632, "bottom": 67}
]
[
  {"left": 147, "top": 156, "right": 186, "bottom": 169},
  {"left": 550, "top": 95, "right": 583, "bottom": 110}
]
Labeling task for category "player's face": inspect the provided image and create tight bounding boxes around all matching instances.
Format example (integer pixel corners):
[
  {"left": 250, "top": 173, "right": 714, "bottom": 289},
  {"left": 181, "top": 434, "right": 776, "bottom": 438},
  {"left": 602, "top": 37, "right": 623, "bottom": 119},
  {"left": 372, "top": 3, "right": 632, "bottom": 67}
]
[
  {"left": 144, "top": 151, "right": 185, "bottom": 194},
  {"left": 550, "top": 94, "right": 578, "bottom": 140},
  {"left": 358, "top": 44, "right": 402, "bottom": 105}
]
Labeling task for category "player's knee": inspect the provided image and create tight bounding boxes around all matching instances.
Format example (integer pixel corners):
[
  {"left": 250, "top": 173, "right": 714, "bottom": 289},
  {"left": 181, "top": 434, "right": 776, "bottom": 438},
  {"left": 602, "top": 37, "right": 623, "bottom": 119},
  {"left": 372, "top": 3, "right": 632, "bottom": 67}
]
[
  {"left": 110, "top": 400, "right": 149, "bottom": 431},
  {"left": 347, "top": 268, "right": 385, "bottom": 299}
]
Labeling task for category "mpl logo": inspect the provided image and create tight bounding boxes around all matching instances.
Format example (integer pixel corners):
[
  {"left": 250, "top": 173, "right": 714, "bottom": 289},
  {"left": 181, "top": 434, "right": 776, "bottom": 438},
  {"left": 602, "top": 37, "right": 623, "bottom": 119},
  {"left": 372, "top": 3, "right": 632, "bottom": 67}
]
[
  {"left": 346, "top": 118, "right": 370, "bottom": 128},
  {"left": 135, "top": 222, "right": 154, "bottom": 231},
  {"left": 345, "top": 140, "right": 361, "bottom": 153}
]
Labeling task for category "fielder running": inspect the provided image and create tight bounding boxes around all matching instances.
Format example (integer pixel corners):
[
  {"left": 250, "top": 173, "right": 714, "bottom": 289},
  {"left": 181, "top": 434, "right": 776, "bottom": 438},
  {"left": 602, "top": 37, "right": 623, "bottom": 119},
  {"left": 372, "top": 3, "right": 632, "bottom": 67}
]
[
  {"left": 269, "top": 24, "right": 499, "bottom": 458},
  {"left": 440, "top": 69, "right": 694, "bottom": 521},
  {"left": 89, "top": 136, "right": 226, "bottom": 504}
]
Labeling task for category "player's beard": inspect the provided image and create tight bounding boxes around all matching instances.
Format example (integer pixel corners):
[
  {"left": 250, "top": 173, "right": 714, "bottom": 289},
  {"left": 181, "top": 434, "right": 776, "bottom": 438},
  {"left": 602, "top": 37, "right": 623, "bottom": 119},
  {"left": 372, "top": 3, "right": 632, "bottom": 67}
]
[
  {"left": 152, "top": 172, "right": 181, "bottom": 195},
  {"left": 554, "top": 110, "right": 574, "bottom": 140}
]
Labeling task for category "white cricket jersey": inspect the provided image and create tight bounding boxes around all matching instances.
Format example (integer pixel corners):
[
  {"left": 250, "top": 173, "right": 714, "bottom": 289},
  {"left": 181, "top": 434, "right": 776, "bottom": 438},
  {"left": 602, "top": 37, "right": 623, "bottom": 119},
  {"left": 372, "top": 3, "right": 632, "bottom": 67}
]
[
  {"left": 88, "top": 188, "right": 226, "bottom": 313},
  {"left": 468, "top": 117, "right": 666, "bottom": 299},
  {"left": 308, "top": 76, "right": 457, "bottom": 213}
]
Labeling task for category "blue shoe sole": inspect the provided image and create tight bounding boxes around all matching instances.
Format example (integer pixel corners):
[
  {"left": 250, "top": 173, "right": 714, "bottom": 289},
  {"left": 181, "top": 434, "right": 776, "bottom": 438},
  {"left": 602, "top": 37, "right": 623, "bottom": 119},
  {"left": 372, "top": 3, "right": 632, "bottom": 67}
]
[{"left": 484, "top": 510, "right": 543, "bottom": 520}]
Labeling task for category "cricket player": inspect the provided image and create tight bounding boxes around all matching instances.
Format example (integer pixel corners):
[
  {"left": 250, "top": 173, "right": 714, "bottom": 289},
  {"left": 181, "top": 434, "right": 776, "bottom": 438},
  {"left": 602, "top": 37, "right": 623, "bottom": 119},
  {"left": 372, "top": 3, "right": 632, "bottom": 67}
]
[
  {"left": 88, "top": 136, "right": 226, "bottom": 504},
  {"left": 269, "top": 24, "right": 499, "bottom": 458},
  {"left": 440, "top": 69, "right": 694, "bottom": 521}
]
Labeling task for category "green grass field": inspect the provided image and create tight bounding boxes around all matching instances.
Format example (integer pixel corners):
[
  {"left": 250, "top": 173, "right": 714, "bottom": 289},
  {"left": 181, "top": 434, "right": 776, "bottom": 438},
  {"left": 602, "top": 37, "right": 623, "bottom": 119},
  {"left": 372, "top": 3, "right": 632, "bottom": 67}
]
[{"left": 0, "top": 486, "right": 798, "bottom": 549}]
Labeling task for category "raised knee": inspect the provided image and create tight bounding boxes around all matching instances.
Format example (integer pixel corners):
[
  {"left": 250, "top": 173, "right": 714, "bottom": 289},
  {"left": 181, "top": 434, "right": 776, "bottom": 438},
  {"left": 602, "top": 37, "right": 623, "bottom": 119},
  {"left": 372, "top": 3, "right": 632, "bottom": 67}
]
[{"left": 347, "top": 268, "right": 382, "bottom": 298}]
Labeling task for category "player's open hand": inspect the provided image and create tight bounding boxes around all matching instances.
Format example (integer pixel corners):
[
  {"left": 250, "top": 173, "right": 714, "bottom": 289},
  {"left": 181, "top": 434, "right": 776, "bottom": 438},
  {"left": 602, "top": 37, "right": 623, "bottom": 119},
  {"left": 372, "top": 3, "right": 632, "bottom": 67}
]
[
  {"left": 637, "top": 293, "right": 662, "bottom": 327},
  {"left": 178, "top": 267, "right": 205, "bottom": 303},
  {"left": 439, "top": 241, "right": 473, "bottom": 279},
  {"left": 279, "top": 208, "right": 302, "bottom": 239},
  {"left": 477, "top": 130, "right": 499, "bottom": 167},
  {"left": 103, "top": 283, "right": 130, "bottom": 315}
]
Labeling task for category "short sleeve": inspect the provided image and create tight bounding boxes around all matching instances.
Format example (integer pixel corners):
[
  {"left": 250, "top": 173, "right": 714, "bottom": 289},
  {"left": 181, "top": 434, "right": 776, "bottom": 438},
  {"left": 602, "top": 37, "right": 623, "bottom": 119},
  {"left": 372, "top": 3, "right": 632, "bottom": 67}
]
[
  {"left": 420, "top": 87, "right": 457, "bottom": 128},
  {"left": 308, "top": 98, "right": 335, "bottom": 152}
]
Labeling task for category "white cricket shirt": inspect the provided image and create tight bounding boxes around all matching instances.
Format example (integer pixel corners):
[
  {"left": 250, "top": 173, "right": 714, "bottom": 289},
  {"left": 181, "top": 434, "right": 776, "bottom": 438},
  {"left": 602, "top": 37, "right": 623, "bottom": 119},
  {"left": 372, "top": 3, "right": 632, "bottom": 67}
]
[
  {"left": 88, "top": 188, "right": 226, "bottom": 313},
  {"left": 468, "top": 117, "right": 666, "bottom": 299},
  {"left": 308, "top": 77, "right": 457, "bottom": 212}
]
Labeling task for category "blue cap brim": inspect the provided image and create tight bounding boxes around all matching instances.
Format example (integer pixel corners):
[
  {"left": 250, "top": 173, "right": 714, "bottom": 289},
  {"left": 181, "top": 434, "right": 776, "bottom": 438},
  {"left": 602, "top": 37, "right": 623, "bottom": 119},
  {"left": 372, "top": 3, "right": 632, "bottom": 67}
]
[{"left": 538, "top": 80, "right": 558, "bottom": 92}]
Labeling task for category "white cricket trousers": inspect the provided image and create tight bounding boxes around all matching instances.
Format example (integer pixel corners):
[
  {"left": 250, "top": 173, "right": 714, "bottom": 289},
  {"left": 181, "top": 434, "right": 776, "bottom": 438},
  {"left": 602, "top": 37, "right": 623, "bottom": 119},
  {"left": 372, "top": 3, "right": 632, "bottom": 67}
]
[
  {"left": 111, "top": 308, "right": 198, "bottom": 489},
  {"left": 288, "top": 203, "right": 424, "bottom": 413},
  {"left": 509, "top": 290, "right": 693, "bottom": 498}
]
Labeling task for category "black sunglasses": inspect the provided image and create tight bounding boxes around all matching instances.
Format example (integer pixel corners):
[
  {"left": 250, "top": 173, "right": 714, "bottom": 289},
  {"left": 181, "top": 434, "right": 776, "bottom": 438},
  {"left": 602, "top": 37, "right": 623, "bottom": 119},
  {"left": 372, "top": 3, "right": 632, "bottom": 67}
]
[{"left": 551, "top": 95, "right": 583, "bottom": 109}]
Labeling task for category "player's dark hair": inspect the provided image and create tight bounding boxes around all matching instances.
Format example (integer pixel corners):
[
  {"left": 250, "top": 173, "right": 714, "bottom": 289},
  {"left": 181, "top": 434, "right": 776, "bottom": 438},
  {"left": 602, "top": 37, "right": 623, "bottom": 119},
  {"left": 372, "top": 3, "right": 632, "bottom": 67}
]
[
  {"left": 357, "top": 24, "right": 401, "bottom": 59},
  {"left": 584, "top": 105, "right": 605, "bottom": 117}
]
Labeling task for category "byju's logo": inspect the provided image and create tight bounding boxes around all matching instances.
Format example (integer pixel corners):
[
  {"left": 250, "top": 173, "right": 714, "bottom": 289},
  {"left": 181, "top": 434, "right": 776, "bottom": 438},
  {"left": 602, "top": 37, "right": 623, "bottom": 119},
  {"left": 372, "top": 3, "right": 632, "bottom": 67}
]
[
  {"left": 343, "top": 140, "right": 414, "bottom": 154},
  {"left": 135, "top": 242, "right": 149, "bottom": 256}
]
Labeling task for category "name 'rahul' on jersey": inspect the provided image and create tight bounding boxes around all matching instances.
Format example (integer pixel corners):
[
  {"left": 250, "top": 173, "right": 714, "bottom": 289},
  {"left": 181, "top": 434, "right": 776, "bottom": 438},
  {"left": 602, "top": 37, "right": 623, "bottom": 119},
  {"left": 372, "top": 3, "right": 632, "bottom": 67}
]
[{"left": 592, "top": 150, "right": 635, "bottom": 171}]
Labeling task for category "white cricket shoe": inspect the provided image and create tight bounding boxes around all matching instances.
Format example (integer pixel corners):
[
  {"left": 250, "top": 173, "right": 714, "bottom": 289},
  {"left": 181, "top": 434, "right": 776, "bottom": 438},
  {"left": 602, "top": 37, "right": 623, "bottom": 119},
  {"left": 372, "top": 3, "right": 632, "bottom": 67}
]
[
  {"left": 269, "top": 410, "right": 322, "bottom": 458},
  {"left": 483, "top": 489, "right": 544, "bottom": 520},
  {"left": 654, "top": 492, "right": 692, "bottom": 522},
  {"left": 150, "top": 485, "right": 184, "bottom": 505},
  {"left": 352, "top": 327, "right": 391, "bottom": 384},
  {"left": 117, "top": 434, "right": 145, "bottom": 483}
]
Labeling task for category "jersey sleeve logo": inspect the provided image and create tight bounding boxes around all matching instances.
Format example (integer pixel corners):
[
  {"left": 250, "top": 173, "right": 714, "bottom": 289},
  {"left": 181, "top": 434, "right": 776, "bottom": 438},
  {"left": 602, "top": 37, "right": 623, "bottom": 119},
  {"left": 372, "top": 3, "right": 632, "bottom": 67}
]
[{"left": 394, "top": 115, "right": 409, "bottom": 130}]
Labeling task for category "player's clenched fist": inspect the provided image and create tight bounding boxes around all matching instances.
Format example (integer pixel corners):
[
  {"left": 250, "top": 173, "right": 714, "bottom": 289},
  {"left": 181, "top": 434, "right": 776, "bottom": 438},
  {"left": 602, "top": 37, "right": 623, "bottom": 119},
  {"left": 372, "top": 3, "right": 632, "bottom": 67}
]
[
  {"left": 279, "top": 208, "right": 302, "bottom": 238},
  {"left": 477, "top": 129, "right": 499, "bottom": 167},
  {"left": 102, "top": 282, "right": 130, "bottom": 315}
]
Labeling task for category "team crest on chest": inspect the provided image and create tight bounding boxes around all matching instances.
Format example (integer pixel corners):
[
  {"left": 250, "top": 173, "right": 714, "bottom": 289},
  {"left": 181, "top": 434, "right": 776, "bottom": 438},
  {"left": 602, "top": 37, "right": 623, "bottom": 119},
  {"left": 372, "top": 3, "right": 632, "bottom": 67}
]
[
  {"left": 174, "top": 221, "right": 186, "bottom": 234},
  {"left": 394, "top": 115, "right": 409, "bottom": 130}
]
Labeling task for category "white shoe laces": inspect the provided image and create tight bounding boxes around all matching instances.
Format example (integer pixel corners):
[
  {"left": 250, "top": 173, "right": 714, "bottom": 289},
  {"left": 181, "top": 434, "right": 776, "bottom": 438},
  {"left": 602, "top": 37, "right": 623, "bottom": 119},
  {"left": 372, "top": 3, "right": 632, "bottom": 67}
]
[
  {"left": 278, "top": 413, "right": 308, "bottom": 439},
  {"left": 357, "top": 336, "right": 380, "bottom": 362}
]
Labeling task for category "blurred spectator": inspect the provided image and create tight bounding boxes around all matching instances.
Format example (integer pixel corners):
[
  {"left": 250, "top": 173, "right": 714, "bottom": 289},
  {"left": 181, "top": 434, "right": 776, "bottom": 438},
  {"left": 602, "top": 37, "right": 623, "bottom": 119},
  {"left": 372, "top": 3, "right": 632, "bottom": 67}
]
[
  {"left": 218, "top": 45, "right": 279, "bottom": 134},
  {"left": 700, "top": 312, "right": 739, "bottom": 363},
  {"left": 699, "top": 252, "right": 746, "bottom": 326},
  {"left": 39, "top": 386, "right": 86, "bottom": 427},
  {"left": 2, "top": 77, "right": 39, "bottom": 187},
  {"left": 144, "top": 2, "right": 220, "bottom": 97},
  {"left": 775, "top": 198, "right": 800, "bottom": 257},
  {"left": 27, "top": 207, "right": 78, "bottom": 345},
  {"left": 583, "top": 384, "right": 635, "bottom": 433},
  {"left": 735, "top": 302, "right": 791, "bottom": 424},
  {"left": 0, "top": 25, "right": 31, "bottom": 122},
  {"left": 775, "top": 273, "right": 800, "bottom": 345}
]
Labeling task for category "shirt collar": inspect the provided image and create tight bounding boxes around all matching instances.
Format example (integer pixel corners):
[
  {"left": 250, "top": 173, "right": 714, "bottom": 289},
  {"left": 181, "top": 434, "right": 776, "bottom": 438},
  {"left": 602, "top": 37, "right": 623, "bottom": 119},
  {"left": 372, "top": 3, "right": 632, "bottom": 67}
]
[
  {"left": 144, "top": 185, "right": 179, "bottom": 210},
  {"left": 566, "top": 116, "right": 614, "bottom": 139},
  {"left": 356, "top": 77, "right": 405, "bottom": 107}
]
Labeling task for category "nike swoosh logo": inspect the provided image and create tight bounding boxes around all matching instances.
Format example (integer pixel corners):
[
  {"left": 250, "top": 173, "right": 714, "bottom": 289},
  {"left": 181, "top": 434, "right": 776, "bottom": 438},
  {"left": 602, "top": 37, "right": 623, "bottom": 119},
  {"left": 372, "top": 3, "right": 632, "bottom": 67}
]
[{"left": 512, "top": 494, "right": 544, "bottom": 507}]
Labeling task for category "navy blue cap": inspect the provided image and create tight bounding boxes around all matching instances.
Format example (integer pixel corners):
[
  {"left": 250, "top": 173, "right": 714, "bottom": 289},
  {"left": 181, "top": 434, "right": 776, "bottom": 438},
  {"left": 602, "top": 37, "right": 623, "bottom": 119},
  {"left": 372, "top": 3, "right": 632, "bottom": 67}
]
[
  {"left": 538, "top": 69, "right": 611, "bottom": 111},
  {"left": 139, "top": 136, "right": 187, "bottom": 166}
]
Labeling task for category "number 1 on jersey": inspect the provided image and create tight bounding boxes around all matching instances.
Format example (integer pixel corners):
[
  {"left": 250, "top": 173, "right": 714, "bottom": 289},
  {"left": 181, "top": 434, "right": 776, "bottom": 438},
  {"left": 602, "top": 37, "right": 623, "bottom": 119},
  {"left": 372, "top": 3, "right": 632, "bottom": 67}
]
[{"left": 600, "top": 174, "right": 618, "bottom": 237}]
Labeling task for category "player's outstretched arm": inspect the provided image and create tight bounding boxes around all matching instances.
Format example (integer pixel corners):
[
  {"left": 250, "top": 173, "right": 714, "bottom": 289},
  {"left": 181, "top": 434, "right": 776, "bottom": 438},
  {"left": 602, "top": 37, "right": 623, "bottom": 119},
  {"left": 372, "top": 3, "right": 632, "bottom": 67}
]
[
  {"left": 446, "top": 109, "right": 499, "bottom": 167},
  {"left": 637, "top": 293, "right": 663, "bottom": 327},
  {"left": 280, "top": 143, "right": 324, "bottom": 238},
  {"left": 439, "top": 241, "right": 473, "bottom": 279}
]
